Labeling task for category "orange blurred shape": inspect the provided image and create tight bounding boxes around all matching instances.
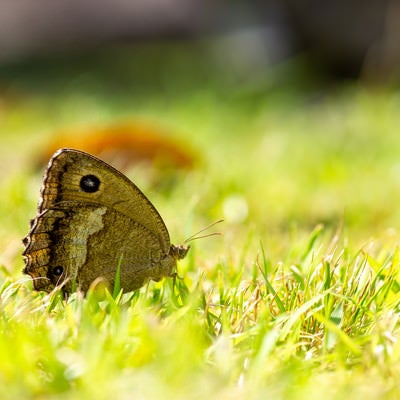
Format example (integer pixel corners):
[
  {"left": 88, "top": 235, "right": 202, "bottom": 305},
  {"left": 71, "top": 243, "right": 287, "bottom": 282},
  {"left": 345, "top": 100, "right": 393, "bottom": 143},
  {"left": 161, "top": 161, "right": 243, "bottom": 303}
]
[{"left": 40, "top": 122, "right": 197, "bottom": 171}]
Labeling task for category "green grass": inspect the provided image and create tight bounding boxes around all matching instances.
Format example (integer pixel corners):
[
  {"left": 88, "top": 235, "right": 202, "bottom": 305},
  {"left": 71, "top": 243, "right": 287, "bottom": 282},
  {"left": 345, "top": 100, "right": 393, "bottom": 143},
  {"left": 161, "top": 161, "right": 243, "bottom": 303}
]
[
  {"left": 2, "top": 233, "right": 400, "bottom": 399},
  {"left": 1, "top": 41, "right": 400, "bottom": 399}
]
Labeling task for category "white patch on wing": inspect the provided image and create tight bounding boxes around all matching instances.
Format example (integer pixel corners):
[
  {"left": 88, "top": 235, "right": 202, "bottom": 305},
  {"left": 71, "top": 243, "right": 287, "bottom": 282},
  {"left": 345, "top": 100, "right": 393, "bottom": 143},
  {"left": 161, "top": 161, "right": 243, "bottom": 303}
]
[{"left": 68, "top": 207, "right": 107, "bottom": 275}]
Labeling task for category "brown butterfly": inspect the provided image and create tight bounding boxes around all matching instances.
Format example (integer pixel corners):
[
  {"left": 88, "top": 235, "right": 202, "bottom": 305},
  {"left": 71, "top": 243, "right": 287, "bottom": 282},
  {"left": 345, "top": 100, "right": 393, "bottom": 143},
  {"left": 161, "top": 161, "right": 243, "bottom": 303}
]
[{"left": 23, "top": 148, "right": 189, "bottom": 295}]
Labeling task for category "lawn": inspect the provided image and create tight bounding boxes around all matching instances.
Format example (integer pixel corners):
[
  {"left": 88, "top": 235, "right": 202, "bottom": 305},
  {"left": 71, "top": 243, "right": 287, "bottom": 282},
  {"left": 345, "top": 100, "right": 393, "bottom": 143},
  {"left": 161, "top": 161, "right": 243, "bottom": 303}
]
[{"left": 1, "top": 41, "right": 400, "bottom": 399}]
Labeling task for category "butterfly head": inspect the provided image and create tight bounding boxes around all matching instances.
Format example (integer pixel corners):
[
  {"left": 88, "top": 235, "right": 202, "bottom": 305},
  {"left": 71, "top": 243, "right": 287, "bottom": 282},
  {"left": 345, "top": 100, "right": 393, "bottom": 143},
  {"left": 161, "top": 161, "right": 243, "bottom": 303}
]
[{"left": 170, "top": 244, "right": 190, "bottom": 260}]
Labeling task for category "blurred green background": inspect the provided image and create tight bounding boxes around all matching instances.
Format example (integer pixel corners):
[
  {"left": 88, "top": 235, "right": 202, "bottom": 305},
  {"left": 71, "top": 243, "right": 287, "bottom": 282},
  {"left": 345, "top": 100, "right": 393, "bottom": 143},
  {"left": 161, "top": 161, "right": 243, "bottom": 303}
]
[
  {"left": 2, "top": 1, "right": 400, "bottom": 275},
  {"left": 1, "top": 1, "right": 400, "bottom": 275}
]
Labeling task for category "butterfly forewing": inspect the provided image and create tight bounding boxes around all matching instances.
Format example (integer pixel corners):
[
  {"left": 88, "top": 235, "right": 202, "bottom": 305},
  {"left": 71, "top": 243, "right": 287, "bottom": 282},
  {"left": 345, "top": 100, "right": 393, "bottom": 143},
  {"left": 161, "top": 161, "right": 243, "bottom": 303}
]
[{"left": 39, "top": 148, "right": 171, "bottom": 253}]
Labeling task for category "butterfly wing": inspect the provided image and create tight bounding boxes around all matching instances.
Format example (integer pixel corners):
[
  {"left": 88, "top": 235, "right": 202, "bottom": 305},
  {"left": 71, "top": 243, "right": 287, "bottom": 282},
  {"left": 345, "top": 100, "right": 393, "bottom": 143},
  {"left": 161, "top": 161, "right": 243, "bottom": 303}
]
[
  {"left": 38, "top": 148, "right": 171, "bottom": 252},
  {"left": 24, "top": 203, "right": 174, "bottom": 293},
  {"left": 23, "top": 148, "right": 176, "bottom": 294}
]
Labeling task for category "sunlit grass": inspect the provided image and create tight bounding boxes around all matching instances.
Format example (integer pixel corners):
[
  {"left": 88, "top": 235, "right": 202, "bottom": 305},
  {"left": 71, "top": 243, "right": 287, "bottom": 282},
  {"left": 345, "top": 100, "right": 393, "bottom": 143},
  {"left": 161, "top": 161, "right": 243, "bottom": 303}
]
[{"left": 1, "top": 227, "right": 400, "bottom": 399}]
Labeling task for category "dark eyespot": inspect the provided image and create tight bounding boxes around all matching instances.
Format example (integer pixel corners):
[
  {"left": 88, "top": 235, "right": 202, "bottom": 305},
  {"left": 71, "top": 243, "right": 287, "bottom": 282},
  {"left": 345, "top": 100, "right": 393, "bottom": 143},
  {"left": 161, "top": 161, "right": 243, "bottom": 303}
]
[
  {"left": 80, "top": 174, "right": 101, "bottom": 193},
  {"left": 52, "top": 266, "right": 64, "bottom": 276}
]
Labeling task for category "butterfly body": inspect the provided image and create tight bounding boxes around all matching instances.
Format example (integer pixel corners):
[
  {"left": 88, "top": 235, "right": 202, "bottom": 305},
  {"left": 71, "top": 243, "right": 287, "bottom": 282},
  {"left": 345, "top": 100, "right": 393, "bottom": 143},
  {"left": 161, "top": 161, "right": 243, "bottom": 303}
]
[{"left": 23, "top": 148, "right": 188, "bottom": 295}]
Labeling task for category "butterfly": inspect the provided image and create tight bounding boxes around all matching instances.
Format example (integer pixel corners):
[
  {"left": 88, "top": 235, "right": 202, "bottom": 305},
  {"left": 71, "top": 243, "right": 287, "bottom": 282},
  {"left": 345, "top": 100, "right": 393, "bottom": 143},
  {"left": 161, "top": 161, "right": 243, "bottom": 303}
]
[{"left": 23, "top": 148, "right": 189, "bottom": 295}]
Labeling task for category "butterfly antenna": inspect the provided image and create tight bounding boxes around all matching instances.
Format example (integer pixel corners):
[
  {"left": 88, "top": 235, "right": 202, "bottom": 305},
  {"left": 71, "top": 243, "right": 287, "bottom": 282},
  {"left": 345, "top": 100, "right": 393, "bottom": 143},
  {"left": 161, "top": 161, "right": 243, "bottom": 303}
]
[{"left": 184, "top": 219, "right": 224, "bottom": 244}]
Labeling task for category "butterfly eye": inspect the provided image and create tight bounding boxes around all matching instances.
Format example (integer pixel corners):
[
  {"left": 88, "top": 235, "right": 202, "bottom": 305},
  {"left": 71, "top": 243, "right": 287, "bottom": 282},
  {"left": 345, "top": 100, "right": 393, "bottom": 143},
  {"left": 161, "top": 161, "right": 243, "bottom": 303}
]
[
  {"left": 52, "top": 266, "right": 64, "bottom": 276},
  {"left": 80, "top": 174, "right": 101, "bottom": 193}
]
